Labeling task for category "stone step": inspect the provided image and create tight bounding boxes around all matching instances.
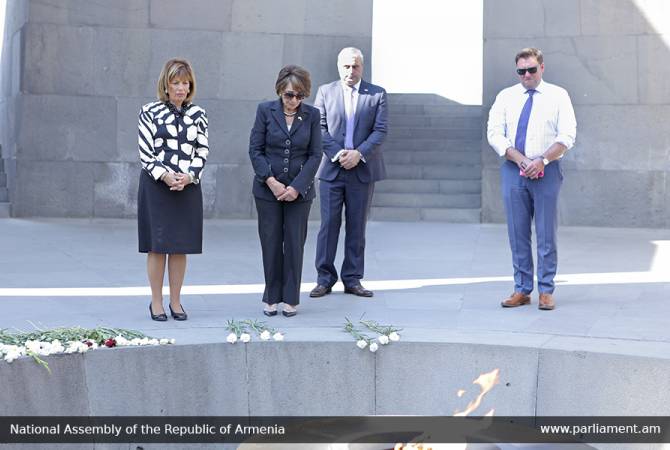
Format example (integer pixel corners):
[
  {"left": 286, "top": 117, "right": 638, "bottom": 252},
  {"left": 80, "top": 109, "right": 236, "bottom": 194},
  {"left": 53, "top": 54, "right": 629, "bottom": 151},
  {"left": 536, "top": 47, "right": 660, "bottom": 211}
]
[
  {"left": 388, "top": 115, "right": 482, "bottom": 129},
  {"left": 0, "top": 202, "right": 9, "bottom": 218},
  {"left": 387, "top": 95, "right": 481, "bottom": 110},
  {"left": 387, "top": 93, "right": 465, "bottom": 105},
  {"left": 0, "top": 187, "right": 7, "bottom": 202},
  {"left": 385, "top": 150, "right": 480, "bottom": 165},
  {"left": 376, "top": 179, "right": 481, "bottom": 194},
  {"left": 370, "top": 206, "right": 481, "bottom": 223},
  {"left": 384, "top": 138, "right": 481, "bottom": 153},
  {"left": 388, "top": 127, "right": 481, "bottom": 140},
  {"left": 372, "top": 192, "right": 481, "bottom": 208},
  {"left": 388, "top": 104, "right": 482, "bottom": 116},
  {"left": 421, "top": 207, "right": 481, "bottom": 222},
  {"left": 386, "top": 164, "right": 481, "bottom": 180}
]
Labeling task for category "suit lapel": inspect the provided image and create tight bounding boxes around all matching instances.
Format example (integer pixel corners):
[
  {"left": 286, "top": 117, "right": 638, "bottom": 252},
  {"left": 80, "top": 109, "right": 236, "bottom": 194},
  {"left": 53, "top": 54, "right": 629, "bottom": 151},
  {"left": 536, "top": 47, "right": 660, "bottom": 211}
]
[
  {"left": 289, "top": 103, "right": 306, "bottom": 136},
  {"left": 270, "top": 99, "right": 289, "bottom": 137},
  {"left": 354, "top": 80, "right": 368, "bottom": 129}
]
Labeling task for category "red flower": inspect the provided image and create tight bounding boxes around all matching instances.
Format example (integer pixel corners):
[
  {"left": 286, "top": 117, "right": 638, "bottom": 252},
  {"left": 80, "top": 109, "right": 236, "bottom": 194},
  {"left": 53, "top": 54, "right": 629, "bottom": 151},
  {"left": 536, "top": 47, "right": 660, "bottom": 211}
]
[
  {"left": 83, "top": 340, "right": 94, "bottom": 347},
  {"left": 104, "top": 338, "right": 116, "bottom": 348}
]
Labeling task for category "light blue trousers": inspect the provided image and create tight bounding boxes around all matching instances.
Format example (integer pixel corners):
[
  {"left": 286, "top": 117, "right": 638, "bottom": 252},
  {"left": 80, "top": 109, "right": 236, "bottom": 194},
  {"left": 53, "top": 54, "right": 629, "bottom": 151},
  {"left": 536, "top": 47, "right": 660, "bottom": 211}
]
[{"left": 501, "top": 160, "right": 563, "bottom": 294}]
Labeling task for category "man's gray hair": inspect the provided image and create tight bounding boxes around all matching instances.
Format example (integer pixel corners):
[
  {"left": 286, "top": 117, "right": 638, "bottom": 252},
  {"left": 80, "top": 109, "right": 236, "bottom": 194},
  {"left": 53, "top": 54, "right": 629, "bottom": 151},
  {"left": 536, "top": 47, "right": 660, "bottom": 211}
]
[{"left": 338, "top": 47, "right": 364, "bottom": 64}]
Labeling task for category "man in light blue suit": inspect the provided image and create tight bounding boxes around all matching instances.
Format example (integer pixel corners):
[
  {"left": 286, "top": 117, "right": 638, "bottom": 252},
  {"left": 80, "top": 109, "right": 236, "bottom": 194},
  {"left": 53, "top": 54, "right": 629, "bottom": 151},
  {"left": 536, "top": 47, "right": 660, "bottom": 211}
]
[{"left": 310, "top": 47, "right": 388, "bottom": 298}]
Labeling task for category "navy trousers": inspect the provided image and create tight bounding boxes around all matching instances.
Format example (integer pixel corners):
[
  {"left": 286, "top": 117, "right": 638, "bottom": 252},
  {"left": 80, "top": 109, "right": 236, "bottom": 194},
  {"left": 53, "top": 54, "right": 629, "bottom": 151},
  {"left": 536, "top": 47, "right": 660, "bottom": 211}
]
[
  {"left": 315, "top": 169, "right": 374, "bottom": 288},
  {"left": 501, "top": 160, "right": 563, "bottom": 294}
]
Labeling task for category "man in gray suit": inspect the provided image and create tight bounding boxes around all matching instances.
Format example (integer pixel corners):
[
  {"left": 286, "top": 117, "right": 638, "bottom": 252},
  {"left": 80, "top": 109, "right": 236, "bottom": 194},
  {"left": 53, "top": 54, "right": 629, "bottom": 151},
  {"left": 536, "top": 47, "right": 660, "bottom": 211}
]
[{"left": 310, "top": 47, "right": 388, "bottom": 298}]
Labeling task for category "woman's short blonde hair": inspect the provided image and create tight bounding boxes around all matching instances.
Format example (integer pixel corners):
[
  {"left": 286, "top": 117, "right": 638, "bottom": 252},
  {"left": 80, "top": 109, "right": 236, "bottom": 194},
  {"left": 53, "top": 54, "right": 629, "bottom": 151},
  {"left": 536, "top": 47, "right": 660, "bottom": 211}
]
[
  {"left": 275, "top": 65, "right": 311, "bottom": 98},
  {"left": 157, "top": 58, "right": 196, "bottom": 103}
]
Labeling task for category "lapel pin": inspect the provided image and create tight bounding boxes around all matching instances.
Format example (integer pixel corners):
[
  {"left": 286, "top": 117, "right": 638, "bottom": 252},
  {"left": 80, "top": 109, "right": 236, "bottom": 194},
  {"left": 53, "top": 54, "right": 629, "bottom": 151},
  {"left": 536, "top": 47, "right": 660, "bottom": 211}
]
[{"left": 298, "top": 116, "right": 303, "bottom": 121}]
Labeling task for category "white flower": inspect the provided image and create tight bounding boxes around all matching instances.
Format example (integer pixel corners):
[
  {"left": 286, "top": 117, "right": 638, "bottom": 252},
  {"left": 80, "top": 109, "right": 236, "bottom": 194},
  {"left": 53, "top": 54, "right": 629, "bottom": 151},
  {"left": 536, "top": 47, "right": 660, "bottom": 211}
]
[
  {"left": 369, "top": 342, "right": 379, "bottom": 353},
  {"left": 356, "top": 339, "right": 368, "bottom": 349},
  {"left": 65, "top": 341, "right": 87, "bottom": 354},
  {"left": 4, "top": 350, "right": 21, "bottom": 363},
  {"left": 260, "top": 330, "right": 271, "bottom": 341},
  {"left": 389, "top": 332, "right": 400, "bottom": 342},
  {"left": 2, "top": 345, "right": 23, "bottom": 363},
  {"left": 148, "top": 339, "right": 159, "bottom": 346},
  {"left": 115, "top": 336, "right": 130, "bottom": 346},
  {"left": 25, "top": 340, "right": 41, "bottom": 354},
  {"left": 240, "top": 333, "right": 251, "bottom": 343},
  {"left": 159, "top": 338, "right": 170, "bottom": 345},
  {"left": 50, "top": 340, "right": 65, "bottom": 354},
  {"left": 272, "top": 332, "right": 284, "bottom": 341},
  {"left": 378, "top": 335, "right": 390, "bottom": 345},
  {"left": 226, "top": 333, "right": 238, "bottom": 344},
  {"left": 169, "top": 338, "right": 176, "bottom": 345}
]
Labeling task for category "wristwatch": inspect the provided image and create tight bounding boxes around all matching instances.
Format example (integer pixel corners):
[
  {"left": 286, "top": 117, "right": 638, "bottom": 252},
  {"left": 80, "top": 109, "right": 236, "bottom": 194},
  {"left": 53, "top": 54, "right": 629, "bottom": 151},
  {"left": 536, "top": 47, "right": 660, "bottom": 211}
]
[{"left": 542, "top": 157, "right": 550, "bottom": 166}]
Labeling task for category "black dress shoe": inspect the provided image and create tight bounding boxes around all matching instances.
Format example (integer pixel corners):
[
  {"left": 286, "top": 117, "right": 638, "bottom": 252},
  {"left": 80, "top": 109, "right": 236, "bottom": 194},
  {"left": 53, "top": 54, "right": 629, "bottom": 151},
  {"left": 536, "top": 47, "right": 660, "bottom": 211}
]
[
  {"left": 282, "top": 309, "right": 297, "bottom": 317},
  {"left": 149, "top": 304, "right": 167, "bottom": 322},
  {"left": 263, "top": 309, "right": 278, "bottom": 317},
  {"left": 344, "top": 285, "right": 374, "bottom": 297},
  {"left": 169, "top": 304, "right": 188, "bottom": 321},
  {"left": 309, "top": 285, "right": 332, "bottom": 298}
]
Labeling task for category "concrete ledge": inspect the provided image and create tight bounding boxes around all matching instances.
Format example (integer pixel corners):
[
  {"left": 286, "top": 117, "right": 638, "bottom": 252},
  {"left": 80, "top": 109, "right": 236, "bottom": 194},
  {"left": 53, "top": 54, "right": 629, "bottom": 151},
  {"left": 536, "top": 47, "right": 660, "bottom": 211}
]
[{"left": 3, "top": 336, "right": 669, "bottom": 416}]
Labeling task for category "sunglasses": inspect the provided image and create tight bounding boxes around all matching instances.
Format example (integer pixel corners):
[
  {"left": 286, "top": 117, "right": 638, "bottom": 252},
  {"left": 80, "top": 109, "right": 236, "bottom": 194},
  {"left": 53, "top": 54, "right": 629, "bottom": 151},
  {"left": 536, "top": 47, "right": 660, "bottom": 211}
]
[
  {"left": 516, "top": 66, "right": 539, "bottom": 76},
  {"left": 282, "top": 92, "right": 306, "bottom": 100}
]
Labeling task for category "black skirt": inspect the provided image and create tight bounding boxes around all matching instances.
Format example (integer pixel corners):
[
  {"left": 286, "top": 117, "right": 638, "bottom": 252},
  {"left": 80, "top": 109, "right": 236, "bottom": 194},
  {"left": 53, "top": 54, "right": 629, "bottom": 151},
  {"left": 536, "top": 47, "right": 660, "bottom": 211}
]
[{"left": 137, "top": 170, "right": 203, "bottom": 254}]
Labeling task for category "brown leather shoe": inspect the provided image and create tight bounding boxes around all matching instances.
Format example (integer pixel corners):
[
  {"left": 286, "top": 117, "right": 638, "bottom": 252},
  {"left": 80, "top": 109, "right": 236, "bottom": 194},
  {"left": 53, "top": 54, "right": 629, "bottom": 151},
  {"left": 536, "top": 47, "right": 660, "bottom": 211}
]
[
  {"left": 344, "top": 284, "right": 374, "bottom": 297},
  {"left": 538, "top": 293, "right": 555, "bottom": 310},
  {"left": 309, "top": 284, "right": 332, "bottom": 298},
  {"left": 501, "top": 292, "right": 531, "bottom": 308}
]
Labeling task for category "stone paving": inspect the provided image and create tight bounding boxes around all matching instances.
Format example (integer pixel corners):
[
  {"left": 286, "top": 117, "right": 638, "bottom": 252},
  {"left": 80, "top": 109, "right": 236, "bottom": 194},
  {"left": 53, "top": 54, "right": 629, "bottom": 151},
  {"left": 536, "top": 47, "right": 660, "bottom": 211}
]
[{"left": 2, "top": 218, "right": 669, "bottom": 358}]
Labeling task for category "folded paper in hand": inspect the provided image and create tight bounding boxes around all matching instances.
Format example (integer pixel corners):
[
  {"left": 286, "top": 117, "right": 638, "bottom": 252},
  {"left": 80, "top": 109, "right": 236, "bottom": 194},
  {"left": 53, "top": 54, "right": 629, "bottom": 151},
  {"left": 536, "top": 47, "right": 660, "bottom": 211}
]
[{"left": 331, "top": 149, "right": 345, "bottom": 163}]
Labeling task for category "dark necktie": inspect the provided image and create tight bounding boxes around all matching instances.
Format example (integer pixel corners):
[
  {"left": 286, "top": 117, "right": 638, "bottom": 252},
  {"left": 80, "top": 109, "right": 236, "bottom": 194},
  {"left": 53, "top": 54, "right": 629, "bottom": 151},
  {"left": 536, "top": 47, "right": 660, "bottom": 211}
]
[{"left": 514, "top": 89, "right": 536, "bottom": 154}]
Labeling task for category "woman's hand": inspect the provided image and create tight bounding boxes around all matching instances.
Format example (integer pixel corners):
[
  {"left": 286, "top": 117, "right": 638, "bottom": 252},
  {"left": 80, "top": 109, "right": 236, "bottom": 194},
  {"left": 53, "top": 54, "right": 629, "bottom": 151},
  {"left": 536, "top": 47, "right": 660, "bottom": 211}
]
[
  {"left": 266, "top": 177, "right": 287, "bottom": 199},
  {"left": 277, "top": 186, "right": 299, "bottom": 202},
  {"left": 162, "top": 172, "right": 192, "bottom": 191},
  {"left": 171, "top": 173, "right": 193, "bottom": 191},
  {"left": 161, "top": 172, "right": 180, "bottom": 189}
]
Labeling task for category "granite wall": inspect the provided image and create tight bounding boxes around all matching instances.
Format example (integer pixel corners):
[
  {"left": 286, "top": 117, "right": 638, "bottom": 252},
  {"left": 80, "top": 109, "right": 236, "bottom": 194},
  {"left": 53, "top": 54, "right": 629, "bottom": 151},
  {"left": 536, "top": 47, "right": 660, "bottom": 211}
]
[
  {"left": 4, "top": 0, "right": 372, "bottom": 218},
  {"left": 481, "top": 0, "right": 670, "bottom": 227}
]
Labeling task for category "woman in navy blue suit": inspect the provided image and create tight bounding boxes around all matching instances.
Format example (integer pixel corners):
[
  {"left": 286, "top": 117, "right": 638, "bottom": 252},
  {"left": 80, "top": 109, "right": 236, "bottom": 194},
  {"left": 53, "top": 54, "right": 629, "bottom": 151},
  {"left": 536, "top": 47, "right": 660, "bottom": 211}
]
[{"left": 249, "top": 65, "right": 322, "bottom": 317}]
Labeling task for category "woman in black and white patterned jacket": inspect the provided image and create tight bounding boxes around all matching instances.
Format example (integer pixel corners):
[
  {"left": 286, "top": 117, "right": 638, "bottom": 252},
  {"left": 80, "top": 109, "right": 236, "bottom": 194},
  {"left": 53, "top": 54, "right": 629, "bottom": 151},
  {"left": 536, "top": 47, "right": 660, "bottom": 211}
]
[{"left": 137, "top": 58, "right": 209, "bottom": 322}]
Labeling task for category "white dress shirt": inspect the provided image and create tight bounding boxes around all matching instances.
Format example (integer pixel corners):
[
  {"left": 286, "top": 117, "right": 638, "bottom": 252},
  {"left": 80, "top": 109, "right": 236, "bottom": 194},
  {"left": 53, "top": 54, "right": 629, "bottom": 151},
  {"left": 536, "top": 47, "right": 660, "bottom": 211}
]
[
  {"left": 331, "top": 80, "right": 366, "bottom": 163},
  {"left": 341, "top": 79, "right": 361, "bottom": 119},
  {"left": 487, "top": 80, "right": 577, "bottom": 159}
]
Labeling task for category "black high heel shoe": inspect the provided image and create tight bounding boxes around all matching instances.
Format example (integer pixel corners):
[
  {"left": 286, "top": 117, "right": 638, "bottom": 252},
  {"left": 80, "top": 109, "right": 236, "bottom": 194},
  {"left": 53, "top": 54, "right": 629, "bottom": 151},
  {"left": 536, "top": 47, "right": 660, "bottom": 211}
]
[
  {"left": 282, "top": 306, "right": 297, "bottom": 317},
  {"left": 169, "top": 304, "right": 188, "bottom": 321},
  {"left": 149, "top": 304, "right": 167, "bottom": 322},
  {"left": 263, "top": 302, "right": 278, "bottom": 317}
]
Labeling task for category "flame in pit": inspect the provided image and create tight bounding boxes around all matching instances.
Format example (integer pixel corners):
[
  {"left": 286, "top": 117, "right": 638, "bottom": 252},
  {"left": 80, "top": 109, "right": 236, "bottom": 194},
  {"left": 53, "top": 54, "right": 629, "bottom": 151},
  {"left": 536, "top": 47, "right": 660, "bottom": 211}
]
[
  {"left": 453, "top": 368, "right": 500, "bottom": 417},
  {"left": 395, "top": 369, "right": 501, "bottom": 450}
]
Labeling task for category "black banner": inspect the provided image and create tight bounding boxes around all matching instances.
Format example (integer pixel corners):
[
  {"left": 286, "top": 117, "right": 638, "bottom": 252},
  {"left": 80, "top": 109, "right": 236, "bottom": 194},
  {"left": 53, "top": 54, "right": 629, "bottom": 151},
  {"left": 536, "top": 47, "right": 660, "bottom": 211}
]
[{"left": 0, "top": 416, "right": 669, "bottom": 444}]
